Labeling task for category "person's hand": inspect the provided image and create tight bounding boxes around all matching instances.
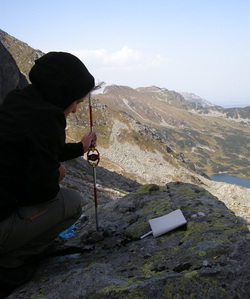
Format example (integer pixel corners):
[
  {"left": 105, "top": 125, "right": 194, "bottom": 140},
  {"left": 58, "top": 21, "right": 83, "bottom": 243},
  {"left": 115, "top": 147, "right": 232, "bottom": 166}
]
[
  {"left": 81, "top": 131, "right": 97, "bottom": 153},
  {"left": 59, "top": 164, "right": 66, "bottom": 182}
]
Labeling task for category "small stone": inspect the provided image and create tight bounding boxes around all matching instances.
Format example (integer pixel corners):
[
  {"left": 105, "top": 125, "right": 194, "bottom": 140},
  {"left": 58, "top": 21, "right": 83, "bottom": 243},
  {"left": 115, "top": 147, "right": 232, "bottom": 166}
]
[
  {"left": 203, "top": 260, "right": 209, "bottom": 266},
  {"left": 198, "top": 212, "right": 206, "bottom": 217}
]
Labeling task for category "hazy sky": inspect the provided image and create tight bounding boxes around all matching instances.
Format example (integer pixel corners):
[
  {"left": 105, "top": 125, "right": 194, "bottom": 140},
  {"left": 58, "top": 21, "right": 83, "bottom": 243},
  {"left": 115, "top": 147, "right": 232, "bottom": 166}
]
[{"left": 1, "top": 0, "right": 250, "bottom": 107}]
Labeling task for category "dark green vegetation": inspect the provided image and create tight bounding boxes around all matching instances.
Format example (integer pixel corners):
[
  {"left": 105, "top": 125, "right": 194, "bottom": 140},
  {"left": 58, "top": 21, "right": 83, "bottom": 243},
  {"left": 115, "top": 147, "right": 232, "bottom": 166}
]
[
  {"left": 156, "top": 120, "right": 250, "bottom": 176},
  {"left": 201, "top": 105, "right": 250, "bottom": 121}
]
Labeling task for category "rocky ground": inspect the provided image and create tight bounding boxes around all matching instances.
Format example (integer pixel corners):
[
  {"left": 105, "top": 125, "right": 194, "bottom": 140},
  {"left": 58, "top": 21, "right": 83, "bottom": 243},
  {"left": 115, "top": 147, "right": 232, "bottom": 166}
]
[{"left": 6, "top": 159, "right": 250, "bottom": 298}]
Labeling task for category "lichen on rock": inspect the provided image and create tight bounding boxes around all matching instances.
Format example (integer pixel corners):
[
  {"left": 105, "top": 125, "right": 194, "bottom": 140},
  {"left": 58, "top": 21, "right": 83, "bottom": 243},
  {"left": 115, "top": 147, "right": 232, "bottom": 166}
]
[{"left": 9, "top": 182, "right": 250, "bottom": 298}]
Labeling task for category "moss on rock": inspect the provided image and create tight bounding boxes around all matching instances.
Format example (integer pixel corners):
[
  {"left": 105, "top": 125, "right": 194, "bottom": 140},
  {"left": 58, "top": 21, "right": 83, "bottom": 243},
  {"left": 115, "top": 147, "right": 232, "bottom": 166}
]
[{"left": 9, "top": 182, "right": 250, "bottom": 299}]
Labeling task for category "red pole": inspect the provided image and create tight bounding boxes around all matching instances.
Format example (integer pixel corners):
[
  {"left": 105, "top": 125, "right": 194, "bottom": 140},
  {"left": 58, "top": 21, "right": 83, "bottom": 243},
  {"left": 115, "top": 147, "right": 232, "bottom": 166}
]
[{"left": 88, "top": 94, "right": 99, "bottom": 230}]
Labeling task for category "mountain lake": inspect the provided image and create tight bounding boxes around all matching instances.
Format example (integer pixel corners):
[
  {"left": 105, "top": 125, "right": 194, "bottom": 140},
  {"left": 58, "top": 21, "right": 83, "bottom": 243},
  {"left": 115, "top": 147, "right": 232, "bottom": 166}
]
[{"left": 209, "top": 173, "right": 250, "bottom": 188}]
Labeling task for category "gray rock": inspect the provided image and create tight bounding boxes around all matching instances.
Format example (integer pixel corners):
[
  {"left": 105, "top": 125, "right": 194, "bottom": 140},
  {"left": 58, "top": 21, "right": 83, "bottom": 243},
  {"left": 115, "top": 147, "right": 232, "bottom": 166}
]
[
  {"left": 9, "top": 182, "right": 250, "bottom": 298},
  {"left": 0, "top": 41, "right": 28, "bottom": 104}
]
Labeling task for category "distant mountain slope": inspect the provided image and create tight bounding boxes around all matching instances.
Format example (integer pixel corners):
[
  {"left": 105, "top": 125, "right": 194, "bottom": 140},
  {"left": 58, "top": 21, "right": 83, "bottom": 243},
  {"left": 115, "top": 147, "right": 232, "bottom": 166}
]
[
  {"left": 94, "top": 85, "right": 250, "bottom": 178},
  {"left": 100, "top": 85, "right": 202, "bottom": 126},
  {"left": 180, "top": 92, "right": 215, "bottom": 108},
  {"left": 197, "top": 105, "right": 250, "bottom": 124},
  {"left": 136, "top": 86, "right": 199, "bottom": 110}
]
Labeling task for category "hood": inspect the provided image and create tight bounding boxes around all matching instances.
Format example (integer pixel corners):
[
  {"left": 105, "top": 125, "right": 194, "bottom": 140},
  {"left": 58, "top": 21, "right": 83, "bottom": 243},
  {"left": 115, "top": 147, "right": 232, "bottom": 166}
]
[{"left": 29, "top": 52, "right": 95, "bottom": 110}]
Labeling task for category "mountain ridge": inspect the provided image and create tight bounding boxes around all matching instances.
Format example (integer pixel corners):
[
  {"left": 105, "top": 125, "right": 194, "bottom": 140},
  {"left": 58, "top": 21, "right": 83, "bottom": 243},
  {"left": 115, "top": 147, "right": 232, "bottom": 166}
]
[{"left": 180, "top": 91, "right": 215, "bottom": 108}]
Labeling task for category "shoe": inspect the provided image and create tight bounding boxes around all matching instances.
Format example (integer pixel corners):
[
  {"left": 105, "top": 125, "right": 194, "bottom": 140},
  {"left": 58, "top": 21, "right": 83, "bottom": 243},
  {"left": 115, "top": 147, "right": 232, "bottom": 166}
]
[{"left": 0, "top": 264, "right": 34, "bottom": 286}]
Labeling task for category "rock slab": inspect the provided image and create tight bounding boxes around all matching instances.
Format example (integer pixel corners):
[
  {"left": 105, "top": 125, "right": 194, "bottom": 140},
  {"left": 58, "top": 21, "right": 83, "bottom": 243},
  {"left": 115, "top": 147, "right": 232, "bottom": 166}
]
[{"left": 9, "top": 182, "right": 250, "bottom": 298}]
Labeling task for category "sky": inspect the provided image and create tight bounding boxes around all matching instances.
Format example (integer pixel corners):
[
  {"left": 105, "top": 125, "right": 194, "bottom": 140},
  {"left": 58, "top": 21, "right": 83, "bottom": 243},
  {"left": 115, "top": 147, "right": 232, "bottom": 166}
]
[{"left": 1, "top": 0, "right": 250, "bottom": 107}]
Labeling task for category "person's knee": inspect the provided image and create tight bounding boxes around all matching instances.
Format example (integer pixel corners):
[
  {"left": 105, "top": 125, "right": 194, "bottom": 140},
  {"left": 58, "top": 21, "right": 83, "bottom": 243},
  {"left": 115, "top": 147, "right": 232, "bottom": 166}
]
[
  {"left": 69, "top": 190, "right": 82, "bottom": 219},
  {"left": 74, "top": 196, "right": 82, "bottom": 219},
  {"left": 59, "top": 187, "right": 83, "bottom": 220}
]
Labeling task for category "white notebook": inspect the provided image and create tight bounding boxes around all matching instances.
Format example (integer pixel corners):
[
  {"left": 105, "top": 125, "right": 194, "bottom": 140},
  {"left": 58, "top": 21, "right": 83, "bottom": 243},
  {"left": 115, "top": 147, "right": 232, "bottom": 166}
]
[{"left": 141, "top": 209, "right": 187, "bottom": 239}]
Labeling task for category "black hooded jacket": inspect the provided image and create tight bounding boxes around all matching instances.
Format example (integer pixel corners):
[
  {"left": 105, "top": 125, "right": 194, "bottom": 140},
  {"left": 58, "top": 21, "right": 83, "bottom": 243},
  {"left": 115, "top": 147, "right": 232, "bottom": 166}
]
[{"left": 0, "top": 52, "right": 95, "bottom": 220}]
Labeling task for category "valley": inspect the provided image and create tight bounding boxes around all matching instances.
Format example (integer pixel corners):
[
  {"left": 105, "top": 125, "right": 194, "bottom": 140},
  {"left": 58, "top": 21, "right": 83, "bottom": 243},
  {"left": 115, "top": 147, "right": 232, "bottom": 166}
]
[{"left": 66, "top": 85, "right": 249, "bottom": 181}]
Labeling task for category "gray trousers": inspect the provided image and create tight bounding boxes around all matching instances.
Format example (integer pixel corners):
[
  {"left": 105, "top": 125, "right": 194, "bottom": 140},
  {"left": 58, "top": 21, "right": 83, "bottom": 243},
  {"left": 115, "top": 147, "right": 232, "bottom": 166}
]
[{"left": 0, "top": 187, "right": 82, "bottom": 268}]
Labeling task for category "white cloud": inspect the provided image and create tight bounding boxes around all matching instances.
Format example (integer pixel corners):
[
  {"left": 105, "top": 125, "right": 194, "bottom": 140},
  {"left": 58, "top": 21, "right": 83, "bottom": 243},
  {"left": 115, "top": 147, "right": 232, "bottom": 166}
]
[
  {"left": 69, "top": 46, "right": 170, "bottom": 91},
  {"left": 70, "top": 46, "right": 168, "bottom": 70},
  {"left": 107, "top": 46, "right": 141, "bottom": 66}
]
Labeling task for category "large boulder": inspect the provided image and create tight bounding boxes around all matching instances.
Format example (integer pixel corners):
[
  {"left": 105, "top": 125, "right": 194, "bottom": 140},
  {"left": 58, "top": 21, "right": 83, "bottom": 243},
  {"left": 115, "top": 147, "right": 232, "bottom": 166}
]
[
  {"left": 9, "top": 181, "right": 249, "bottom": 298},
  {"left": 0, "top": 41, "right": 28, "bottom": 104}
]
